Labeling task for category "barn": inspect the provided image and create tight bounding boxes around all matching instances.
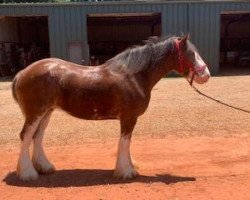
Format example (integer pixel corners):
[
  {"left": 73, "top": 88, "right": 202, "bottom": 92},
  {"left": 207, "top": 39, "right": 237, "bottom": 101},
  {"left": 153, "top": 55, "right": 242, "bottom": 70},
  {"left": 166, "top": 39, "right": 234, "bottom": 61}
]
[{"left": 0, "top": 0, "right": 250, "bottom": 76}]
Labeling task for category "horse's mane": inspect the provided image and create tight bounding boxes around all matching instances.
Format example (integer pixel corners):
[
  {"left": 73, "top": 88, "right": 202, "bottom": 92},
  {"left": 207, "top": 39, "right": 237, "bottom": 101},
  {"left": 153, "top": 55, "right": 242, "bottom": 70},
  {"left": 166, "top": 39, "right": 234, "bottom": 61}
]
[{"left": 105, "top": 36, "right": 176, "bottom": 74}]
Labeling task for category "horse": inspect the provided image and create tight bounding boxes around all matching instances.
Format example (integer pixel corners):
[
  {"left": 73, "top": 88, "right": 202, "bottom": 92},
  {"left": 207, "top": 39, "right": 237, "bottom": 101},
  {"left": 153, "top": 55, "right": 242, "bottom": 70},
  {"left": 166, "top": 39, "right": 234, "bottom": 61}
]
[{"left": 12, "top": 35, "right": 210, "bottom": 181}]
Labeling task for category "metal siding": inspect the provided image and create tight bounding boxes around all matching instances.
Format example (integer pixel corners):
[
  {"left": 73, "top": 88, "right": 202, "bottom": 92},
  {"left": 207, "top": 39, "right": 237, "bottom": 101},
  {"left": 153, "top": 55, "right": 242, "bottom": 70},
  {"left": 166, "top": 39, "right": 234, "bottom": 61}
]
[
  {"left": 189, "top": 3, "right": 220, "bottom": 74},
  {"left": 64, "top": 6, "right": 71, "bottom": 42},
  {"left": 48, "top": 6, "right": 55, "bottom": 56},
  {"left": 59, "top": 7, "right": 67, "bottom": 58},
  {"left": 84, "top": 3, "right": 186, "bottom": 39},
  {"left": 210, "top": 4, "right": 218, "bottom": 74},
  {"left": 76, "top": 7, "right": 84, "bottom": 41},
  {"left": 70, "top": 7, "right": 77, "bottom": 41},
  {"left": 214, "top": 5, "right": 221, "bottom": 75},
  {"left": 11, "top": 6, "right": 22, "bottom": 15},
  {"left": 0, "top": 2, "right": 250, "bottom": 73},
  {"left": 53, "top": 7, "right": 62, "bottom": 58},
  {"left": 82, "top": 9, "right": 89, "bottom": 64},
  {"left": 188, "top": 2, "right": 250, "bottom": 74},
  {"left": 86, "top": 4, "right": 160, "bottom": 14},
  {"left": 162, "top": 4, "right": 188, "bottom": 36},
  {"left": 112, "top": 4, "right": 119, "bottom": 13},
  {"left": 161, "top": 6, "right": 168, "bottom": 35},
  {"left": 207, "top": 4, "right": 214, "bottom": 72},
  {"left": 2, "top": 5, "right": 48, "bottom": 16}
]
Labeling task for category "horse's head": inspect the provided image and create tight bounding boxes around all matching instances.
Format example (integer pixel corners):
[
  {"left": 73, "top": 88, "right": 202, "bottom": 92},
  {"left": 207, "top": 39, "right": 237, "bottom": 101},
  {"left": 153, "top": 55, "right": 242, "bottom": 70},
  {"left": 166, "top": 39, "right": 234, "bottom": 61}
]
[{"left": 174, "top": 35, "right": 210, "bottom": 85}]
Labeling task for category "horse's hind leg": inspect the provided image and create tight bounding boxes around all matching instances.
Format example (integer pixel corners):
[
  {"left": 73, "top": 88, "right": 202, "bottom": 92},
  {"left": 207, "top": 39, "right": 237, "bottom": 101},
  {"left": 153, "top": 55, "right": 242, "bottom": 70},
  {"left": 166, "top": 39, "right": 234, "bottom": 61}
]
[
  {"left": 114, "top": 117, "right": 138, "bottom": 179},
  {"left": 17, "top": 116, "right": 44, "bottom": 181},
  {"left": 32, "top": 110, "right": 55, "bottom": 174}
]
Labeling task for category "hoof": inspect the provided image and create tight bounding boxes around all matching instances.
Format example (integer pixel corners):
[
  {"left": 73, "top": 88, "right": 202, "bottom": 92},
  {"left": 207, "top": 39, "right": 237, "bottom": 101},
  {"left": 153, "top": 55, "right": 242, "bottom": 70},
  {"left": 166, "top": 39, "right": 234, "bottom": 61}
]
[
  {"left": 114, "top": 168, "right": 138, "bottom": 180},
  {"left": 32, "top": 160, "right": 56, "bottom": 175},
  {"left": 17, "top": 167, "right": 39, "bottom": 181}
]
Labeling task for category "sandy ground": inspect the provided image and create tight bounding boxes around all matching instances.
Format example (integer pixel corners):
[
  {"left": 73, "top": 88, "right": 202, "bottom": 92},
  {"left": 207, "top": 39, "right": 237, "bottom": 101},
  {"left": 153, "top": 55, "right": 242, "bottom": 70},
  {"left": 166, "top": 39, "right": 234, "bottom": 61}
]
[{"left": 0, "top": 76, "right": 250, "bottom": 200}]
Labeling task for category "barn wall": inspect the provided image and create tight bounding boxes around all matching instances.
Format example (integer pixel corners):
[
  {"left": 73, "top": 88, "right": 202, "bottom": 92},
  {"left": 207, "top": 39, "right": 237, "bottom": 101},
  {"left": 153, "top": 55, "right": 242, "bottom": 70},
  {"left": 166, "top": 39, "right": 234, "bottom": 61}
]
[
  {"left": 0, "top": 2, "right": 188, "bottom": 65},
  {"left": 0, "top": 1, "right": 250, "bottom": 74},
  {"left": 188, "top": 1, "right": 250, "bottom": 74},
  {"left": 83, "top": 2, "right": 188, "bottom": 64}
]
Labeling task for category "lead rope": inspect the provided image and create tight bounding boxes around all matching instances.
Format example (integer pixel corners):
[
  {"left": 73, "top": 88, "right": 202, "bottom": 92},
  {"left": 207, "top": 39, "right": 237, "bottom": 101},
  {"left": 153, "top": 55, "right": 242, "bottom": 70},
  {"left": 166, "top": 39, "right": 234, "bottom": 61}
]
[
  {"left": 175, "top": 39, "right": 250, "bottom": 114},
  {"left": 188, "top": 81, "right": 250, "bottom": 114}
]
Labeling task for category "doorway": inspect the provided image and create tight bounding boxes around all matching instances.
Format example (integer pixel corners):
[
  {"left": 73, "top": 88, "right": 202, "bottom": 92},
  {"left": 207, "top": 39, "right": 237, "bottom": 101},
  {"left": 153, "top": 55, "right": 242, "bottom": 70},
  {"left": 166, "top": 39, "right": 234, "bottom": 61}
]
[
  {"left": 0, "top": 16, "right": 50, "bottom": 76},
  {"left": 87, "top": 13, "right": 161, "bottom": 65},
  {"left": 220, "top": 12, "right": 250, "bottom": 75}
]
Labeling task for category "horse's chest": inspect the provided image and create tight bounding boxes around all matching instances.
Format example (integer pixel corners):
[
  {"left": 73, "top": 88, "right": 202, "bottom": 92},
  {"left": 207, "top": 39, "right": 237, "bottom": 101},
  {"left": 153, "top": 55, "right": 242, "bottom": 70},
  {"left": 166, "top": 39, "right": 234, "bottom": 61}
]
[{"left": 122, "top": 90, "right": 150, "bottom": 116}]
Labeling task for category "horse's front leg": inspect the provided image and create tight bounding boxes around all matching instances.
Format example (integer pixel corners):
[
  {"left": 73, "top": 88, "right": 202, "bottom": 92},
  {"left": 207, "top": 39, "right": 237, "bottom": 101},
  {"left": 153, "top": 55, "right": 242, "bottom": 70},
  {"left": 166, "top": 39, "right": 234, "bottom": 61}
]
[{"left": 114, "top": 117, "right": 138, "bottom": 179}]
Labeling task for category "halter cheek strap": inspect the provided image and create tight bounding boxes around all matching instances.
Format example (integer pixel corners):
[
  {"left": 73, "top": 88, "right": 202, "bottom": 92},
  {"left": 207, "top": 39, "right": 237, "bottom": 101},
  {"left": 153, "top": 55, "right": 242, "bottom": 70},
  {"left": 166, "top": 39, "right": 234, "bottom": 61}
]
[{"left": 174, "top": 40, "right": 206, "bottom": 86}]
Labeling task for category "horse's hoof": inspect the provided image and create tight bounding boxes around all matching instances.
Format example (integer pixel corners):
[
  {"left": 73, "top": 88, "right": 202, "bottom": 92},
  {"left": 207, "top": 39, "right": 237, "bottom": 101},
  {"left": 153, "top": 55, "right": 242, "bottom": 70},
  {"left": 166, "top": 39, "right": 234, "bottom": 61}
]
[
  {"left": 17, "top": 168, "right": 39, "bottom": 181},
  {"left": 37, "top": 165, "right": 56, "bottom": 175},
  {"left": 114, "top": 168, "right": 138, "bottom": 180},
  {"left": 33, "top": 160, "right": 56, "bottom": 175}
]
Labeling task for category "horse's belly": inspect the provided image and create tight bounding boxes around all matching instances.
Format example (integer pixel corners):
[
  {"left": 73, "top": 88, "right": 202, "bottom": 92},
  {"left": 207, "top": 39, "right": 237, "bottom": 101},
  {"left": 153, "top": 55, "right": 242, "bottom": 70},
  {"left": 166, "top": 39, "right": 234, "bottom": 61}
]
[
  {"left": 66, "top": 108, "right": 119, "bottom": 120},
  {"left": 59, "top": 99, "right": 120, "bottom": 120}
]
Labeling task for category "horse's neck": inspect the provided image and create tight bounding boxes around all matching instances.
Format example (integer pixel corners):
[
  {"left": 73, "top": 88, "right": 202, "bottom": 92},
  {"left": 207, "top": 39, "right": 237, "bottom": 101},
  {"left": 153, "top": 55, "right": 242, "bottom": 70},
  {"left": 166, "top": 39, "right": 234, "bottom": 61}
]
[{"left": 145, "top": 54, "right": 174, "bottom": 90}]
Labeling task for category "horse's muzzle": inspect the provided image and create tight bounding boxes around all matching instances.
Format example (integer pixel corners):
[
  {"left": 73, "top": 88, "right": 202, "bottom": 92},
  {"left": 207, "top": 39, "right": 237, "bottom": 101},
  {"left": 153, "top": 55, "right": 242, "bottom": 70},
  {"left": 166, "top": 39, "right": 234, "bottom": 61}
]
[{"left": 190, "top": 66, "right": 210, "bottom": 84}]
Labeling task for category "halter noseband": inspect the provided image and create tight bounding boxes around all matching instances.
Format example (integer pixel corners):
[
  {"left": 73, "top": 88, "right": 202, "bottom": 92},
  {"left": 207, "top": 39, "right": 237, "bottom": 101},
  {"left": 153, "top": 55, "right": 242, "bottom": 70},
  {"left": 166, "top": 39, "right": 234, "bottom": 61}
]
[{"left": 174, "top": 40, "right": 206, "bottom": 86}]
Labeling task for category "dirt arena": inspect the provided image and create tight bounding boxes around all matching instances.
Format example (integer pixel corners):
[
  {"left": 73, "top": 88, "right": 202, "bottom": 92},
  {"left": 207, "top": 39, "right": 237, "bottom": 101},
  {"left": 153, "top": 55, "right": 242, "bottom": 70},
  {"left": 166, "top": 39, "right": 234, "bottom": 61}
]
[{"left": 0, "top": 76, "right": 250, "bottom": 200}]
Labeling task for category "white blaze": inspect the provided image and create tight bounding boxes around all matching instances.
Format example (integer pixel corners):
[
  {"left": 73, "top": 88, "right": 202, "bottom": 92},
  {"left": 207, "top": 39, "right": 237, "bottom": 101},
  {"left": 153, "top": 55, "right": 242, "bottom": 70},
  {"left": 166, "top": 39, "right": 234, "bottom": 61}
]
[
  {"left": 191, "top": 52, "right": 210, "bottom": 84},
  {"left": 194, "top": 51, "right": 206, "bottom": 73}
]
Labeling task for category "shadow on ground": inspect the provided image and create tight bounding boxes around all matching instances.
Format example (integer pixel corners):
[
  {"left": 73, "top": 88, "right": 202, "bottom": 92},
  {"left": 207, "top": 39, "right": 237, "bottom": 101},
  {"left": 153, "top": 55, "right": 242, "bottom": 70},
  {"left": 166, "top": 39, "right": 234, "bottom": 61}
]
[{"left": 3, "top": 169, "right": 195, "bottom": 187}]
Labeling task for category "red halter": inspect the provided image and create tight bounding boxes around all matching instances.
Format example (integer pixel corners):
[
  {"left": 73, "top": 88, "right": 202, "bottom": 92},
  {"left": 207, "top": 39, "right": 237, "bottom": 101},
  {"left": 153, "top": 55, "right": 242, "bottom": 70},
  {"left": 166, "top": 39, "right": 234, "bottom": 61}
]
[{"left": 174, "top": 40, "right": 206, "bottom": 86}]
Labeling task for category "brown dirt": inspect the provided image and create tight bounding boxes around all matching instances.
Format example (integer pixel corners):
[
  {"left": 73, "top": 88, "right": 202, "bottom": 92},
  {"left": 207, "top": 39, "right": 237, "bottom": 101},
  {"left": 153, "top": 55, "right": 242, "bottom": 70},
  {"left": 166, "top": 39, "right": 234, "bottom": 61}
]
[{"left": 0, "top": 76, "right": 250, "bottom": 200}]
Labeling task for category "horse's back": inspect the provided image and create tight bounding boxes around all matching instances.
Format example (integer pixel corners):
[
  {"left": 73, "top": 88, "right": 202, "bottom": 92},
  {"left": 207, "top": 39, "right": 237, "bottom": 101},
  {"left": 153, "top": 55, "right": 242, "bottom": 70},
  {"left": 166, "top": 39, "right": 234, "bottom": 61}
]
[{"left": 13, "top": 58, "right": 92, "bottom": 88}]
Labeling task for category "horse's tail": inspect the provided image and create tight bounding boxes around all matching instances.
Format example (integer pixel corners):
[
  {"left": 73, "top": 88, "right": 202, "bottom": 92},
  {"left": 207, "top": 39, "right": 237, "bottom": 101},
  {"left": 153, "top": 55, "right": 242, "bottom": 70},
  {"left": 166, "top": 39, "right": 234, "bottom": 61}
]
[{"left": 12, "top": 75, "right": 18, "bottom": 103}]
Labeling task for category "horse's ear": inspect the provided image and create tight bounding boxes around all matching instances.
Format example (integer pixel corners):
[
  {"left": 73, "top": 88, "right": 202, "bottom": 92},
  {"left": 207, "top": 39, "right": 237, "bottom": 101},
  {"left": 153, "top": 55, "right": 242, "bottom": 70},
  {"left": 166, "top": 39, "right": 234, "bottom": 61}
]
[{"left": 180, "top": 34, "right": 189, "bottom": 45}]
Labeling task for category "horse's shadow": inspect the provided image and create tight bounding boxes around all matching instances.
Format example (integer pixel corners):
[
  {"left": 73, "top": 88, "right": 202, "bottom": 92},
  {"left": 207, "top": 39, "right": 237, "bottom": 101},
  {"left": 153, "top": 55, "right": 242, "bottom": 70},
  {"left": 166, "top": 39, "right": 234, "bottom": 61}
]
[{"left": 3, "top": 169, "right": 195, "bottom": 188}]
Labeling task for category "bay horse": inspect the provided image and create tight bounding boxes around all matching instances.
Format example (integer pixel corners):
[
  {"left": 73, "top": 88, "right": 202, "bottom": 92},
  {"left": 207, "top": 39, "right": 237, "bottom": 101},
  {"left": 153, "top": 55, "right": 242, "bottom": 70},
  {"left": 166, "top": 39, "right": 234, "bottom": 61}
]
[{"left": 12, "top": 35, "right": 210, "bottom": 181}]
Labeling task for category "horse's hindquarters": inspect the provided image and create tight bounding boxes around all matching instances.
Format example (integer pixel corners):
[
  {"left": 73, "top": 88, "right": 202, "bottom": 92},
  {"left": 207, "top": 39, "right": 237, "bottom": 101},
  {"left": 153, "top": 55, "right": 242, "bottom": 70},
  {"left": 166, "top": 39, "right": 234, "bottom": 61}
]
[{"left": 13, "top": 67, "right": 60, "bottom": 117}]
